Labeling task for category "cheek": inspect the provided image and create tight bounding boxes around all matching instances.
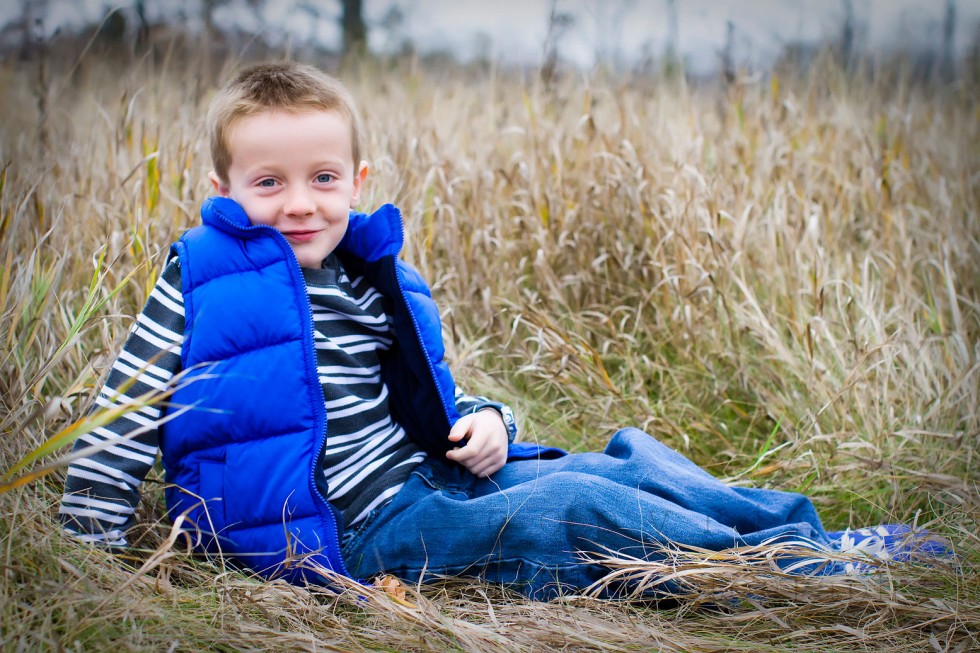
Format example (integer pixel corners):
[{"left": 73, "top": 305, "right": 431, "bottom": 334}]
[{"left": 233, "top": 195, "right": 275, "bottom": 224}]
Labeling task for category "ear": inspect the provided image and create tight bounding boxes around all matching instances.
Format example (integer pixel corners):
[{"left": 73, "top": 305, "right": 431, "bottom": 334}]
[
  {"left": 209, "top": 171, "right": 231, "bottom": 196},
  {"left": 350, "top": 161, "right": 369, "bottom": 208}
]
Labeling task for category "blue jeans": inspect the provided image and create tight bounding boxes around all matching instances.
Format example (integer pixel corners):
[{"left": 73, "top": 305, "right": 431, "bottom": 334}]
[{"left": 341, "top": 428, "right": 830, "bottom": 600}]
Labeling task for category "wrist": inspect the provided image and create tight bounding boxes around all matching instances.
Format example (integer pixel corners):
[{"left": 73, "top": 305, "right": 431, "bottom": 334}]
[{"left": 476, "top": 403, "right": 518, "bottom": 444}]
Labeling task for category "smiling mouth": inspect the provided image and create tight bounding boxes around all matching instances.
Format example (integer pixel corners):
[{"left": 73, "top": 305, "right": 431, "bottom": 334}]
[{"left": 282, "top": 230, "right": 320, "bottom": 242}]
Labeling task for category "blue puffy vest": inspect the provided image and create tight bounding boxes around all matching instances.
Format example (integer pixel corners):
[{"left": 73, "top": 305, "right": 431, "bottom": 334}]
[{"left": 161, "top": 197, "right": 464, "bottom": 585}]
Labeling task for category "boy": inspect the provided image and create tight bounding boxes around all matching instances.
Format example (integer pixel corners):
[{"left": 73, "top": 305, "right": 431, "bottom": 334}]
[{"left": 60, "top": 61, "right": 934, "bottom": 600}]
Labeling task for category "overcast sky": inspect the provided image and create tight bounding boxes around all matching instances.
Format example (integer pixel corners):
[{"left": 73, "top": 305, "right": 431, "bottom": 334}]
[{"left": 6, "top": 0, "right": 979, "bottom": 74}]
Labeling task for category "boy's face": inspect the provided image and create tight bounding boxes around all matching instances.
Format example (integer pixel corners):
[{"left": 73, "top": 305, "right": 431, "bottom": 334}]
[{"left": 210, "top": 109, "right": 368, "bottom": 269}]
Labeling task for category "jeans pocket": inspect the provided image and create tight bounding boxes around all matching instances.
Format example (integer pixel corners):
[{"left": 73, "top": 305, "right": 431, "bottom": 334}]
[
  {"left": 413, "top": 458, "right": 474, "bottom": 495},
  {"left": 341, "top": 501, "right": 388, "bottom": 560}
]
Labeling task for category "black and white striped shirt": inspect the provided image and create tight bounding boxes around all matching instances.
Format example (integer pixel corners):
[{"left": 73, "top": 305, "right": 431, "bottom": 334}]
[{"left": 60, "top": 253, "right": 506, "bottom": 545}]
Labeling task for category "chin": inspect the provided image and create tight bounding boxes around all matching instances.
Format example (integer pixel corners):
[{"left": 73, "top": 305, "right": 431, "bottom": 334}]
[{"left": 291, "top": 246, "right": 323, "bottom": 268}]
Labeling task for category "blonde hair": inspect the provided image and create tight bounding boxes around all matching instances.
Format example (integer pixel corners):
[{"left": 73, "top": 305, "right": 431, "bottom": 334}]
[{"left": 207, "top": 61, "right": 362, "bottom": 183}]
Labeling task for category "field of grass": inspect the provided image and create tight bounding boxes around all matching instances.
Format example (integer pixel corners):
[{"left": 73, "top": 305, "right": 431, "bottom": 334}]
[{"left": 1, "top": 44, "right": 977, "bottom": 651}]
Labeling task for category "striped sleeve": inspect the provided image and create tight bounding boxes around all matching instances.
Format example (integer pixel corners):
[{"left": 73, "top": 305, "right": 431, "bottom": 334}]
[{"left": 59, "top": 258, "right": 184, "bottom": 546}]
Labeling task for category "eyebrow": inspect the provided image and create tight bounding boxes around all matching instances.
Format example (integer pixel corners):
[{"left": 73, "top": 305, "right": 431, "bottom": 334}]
[{"left": 242, "top": 158, "right": 349, "bottom": 175}]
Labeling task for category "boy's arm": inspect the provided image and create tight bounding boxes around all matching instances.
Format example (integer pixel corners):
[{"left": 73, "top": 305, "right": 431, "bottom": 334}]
[{"left": 59, "top": 259, "right": 184, "bottom": 546}]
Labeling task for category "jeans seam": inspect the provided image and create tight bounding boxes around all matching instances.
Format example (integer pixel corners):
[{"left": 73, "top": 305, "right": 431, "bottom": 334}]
[{"left": 394, "top": 554, "right": 600, "bottom": 578}]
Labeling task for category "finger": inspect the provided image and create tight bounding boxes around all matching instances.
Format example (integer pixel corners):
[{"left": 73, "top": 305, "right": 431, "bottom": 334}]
[
  {"left": 469, "top": 460, "right": 491, "bottom": 477},
  {"left": 469, "top": 456, "right": 498, "bottom": 477},
  {"left": 447, "top": 438, "right": 485, "bottom": 464},
  {"left": 447, "top": 414, "right": 475, "bottom": 443},
  {"left": 471, "top": 455, "right": 505, "bottom": 478},
  {"left": 484, "top": 460, "right": 505, "bottom": 477},
  {"left": 466, "top": 442, "right": 502, "bottom": 472},
  {"left": 445, "top": 438, "right": 480, "bottom": 463}
]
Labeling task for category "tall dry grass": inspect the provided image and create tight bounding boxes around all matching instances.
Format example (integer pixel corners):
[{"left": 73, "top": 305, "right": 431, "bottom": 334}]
[{"left": 0, "top": 46, "right": 977, "bottom": 652}]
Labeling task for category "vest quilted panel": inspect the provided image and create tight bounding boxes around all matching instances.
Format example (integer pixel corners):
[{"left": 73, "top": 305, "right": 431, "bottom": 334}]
[{"left": 162, "top": 199, "right": 343, "bottom": 581}]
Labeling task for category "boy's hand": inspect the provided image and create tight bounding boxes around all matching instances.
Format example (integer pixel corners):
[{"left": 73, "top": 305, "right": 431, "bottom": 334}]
[{"left": 446, "top": 409, "right": 509, "bottom": 477}]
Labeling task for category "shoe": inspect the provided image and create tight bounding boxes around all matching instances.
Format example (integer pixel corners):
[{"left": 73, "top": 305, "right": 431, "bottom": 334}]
[{"left": 827, "top": 524, "right": 951, "bottom": 573}]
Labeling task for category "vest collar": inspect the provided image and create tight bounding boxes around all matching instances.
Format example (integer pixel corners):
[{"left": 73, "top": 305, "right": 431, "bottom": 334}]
[
  {"left": 200, "top": 196, "right": 404, "bottom": 263},
  {"left": 340, "top": 203, "right": 404, "bottom": 262}
]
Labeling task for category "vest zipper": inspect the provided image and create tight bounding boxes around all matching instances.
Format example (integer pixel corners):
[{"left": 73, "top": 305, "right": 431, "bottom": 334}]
[{"left": 208, "top": 206, "right": 350, "bottom": 579}]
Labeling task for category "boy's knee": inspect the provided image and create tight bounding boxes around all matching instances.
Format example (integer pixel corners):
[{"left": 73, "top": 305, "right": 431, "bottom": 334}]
[{"left": 605, "top": 427, "right": 661, "bottom": 458}]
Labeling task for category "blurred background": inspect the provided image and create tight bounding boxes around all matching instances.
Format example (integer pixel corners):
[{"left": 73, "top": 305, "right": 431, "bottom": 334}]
[{"left": 2, "top": 0, "right": 978, "bottom": 80}]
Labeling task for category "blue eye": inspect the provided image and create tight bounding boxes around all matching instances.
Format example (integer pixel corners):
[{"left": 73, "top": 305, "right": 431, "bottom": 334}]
[
  {"left": 315, "top": 173, "right": 333, "bottom": 183},
  {"left": 258, "top": 179, "right": 276, "bottom": 188}
]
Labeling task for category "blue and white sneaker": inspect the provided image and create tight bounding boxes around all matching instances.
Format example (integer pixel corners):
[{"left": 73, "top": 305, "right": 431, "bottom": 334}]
[{"left": 827, "top": 524, "right": 951, "bottom": 573}]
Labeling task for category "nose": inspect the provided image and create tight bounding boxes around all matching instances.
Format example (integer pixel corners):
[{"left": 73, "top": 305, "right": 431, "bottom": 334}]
[{"left": 283, "top": 187, "right": 315, "bottom": 218}]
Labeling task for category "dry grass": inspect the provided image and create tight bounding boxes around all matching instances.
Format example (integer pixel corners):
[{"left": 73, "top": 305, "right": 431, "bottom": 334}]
[{"left": 1, "top": 45, "right": 977, "bottom": 652}]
